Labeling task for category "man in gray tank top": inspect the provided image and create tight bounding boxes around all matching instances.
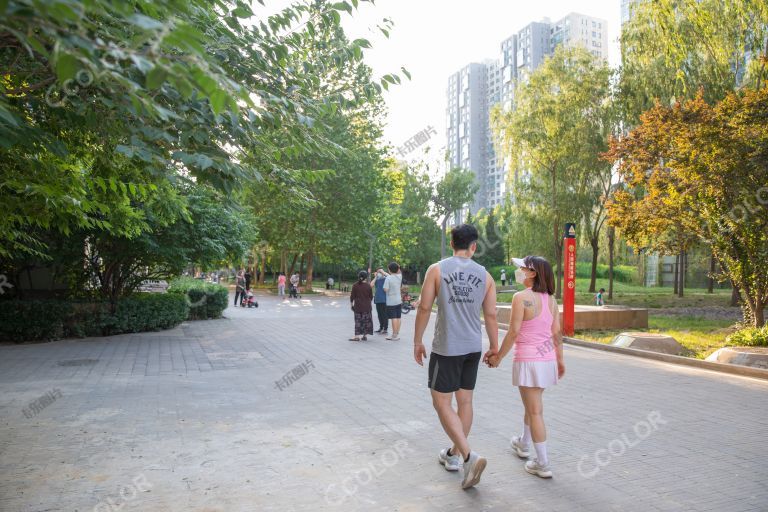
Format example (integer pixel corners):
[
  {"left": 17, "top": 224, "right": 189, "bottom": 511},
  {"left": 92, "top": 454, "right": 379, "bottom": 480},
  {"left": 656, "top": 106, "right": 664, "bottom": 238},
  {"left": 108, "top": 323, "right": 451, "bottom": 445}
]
[{"left": 413, "top": 224, "right": 499, "bottom": 490}]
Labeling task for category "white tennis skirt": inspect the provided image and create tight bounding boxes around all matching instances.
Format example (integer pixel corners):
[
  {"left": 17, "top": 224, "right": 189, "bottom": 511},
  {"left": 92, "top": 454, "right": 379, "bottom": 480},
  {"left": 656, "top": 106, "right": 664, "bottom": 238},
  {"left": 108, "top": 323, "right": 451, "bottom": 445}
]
[{"left": 512, "top": 360, "right": 559, "bottom": 388}]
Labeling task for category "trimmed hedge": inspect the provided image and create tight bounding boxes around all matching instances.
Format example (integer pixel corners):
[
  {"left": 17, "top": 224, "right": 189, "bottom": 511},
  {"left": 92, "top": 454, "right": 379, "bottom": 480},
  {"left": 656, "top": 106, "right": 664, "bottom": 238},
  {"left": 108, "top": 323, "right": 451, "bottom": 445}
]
[
  {"left": 0, "top": 293, "right": 189, "bottom": 343},
  {"left": 726, "top": 326, "right": 768, "bottom": 347},
  {"left": 167, "top": 277, "right": 229, "bottom": 320},
  {"left": 486, "top": 262, "right": 637, "bottom": 284}
]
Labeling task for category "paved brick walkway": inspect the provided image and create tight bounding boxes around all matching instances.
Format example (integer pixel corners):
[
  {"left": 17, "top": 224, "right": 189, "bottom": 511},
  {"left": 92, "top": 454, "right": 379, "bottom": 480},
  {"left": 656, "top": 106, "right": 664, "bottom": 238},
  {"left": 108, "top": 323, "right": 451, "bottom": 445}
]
[{"left": 1, "top": 294, "right": 766, "bottom": 511}]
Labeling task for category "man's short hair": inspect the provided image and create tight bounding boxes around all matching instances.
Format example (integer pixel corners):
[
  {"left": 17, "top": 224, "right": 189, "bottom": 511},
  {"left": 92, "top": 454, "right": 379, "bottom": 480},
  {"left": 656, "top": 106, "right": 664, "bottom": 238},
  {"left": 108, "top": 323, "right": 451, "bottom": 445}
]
[
  {"left": 388, "top": 261, "right": 400, "bottom": 273},
  {"left": 451, "top": 224, "right": 479, "bottom": 250}
]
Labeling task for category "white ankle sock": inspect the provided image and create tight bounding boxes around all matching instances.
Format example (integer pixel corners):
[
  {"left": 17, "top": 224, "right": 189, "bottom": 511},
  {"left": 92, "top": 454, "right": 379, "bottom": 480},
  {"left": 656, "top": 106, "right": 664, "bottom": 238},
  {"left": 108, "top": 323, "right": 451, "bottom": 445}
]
[
  {"left": 534, "top": 441, "right": 548, "bottom": 466},
  {"left": 521, "top": 424, "right": 532, "bottom": 446}
]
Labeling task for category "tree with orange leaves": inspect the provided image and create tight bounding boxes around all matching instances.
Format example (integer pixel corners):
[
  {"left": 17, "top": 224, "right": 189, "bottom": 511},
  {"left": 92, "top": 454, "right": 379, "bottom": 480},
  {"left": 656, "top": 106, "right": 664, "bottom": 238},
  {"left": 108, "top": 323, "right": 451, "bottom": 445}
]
[{"left": 606, "top": 89, "right": 768, "bottom": 326}]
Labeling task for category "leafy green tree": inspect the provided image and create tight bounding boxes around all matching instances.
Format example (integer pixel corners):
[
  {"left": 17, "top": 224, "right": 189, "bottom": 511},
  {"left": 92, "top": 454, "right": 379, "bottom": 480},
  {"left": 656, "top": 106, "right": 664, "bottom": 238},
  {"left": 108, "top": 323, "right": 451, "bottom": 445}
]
[
  {"left": 0, "top": 0, "right": 403, "bottom": 258},
  {"left": 620, "top": 0, "right": 768, "bottom": 124},
  {"left": 475, "top": 209, "right": 505, "bottom": 267},
  {"left": 241, "top": 16, "right": 394, "bottom": 289},
  {"left": 607, "top": 89, "right": 768, "bottom": 326},
  {"left": 492, "top": 45, "right": 615, "bottom": 297},
  {"left": 432, "top": 168, "right": 478, "bottom": 259},
  {"left": 369, "top": 161, "right": 440, "bottom": 270}
]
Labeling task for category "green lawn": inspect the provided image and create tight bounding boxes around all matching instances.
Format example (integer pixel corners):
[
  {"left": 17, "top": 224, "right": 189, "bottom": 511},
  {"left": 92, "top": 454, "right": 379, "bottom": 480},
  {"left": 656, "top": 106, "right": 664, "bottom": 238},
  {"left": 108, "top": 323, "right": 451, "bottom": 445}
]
[
  {"left": 575, "top": 315, "right": 739, "bottom": 359},
  {"left": 493, "top": 279, "right": 738, "bottom": 360},
  {"left": 495, "top": 279, "right": 733, "bottom": 308}
]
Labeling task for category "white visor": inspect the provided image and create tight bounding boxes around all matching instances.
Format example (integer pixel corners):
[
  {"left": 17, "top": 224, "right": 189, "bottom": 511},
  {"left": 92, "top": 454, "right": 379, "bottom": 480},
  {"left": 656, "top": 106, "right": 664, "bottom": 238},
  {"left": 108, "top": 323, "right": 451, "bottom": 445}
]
[{"left": 511, "top": 257, "right": 527, "bottom": 268}]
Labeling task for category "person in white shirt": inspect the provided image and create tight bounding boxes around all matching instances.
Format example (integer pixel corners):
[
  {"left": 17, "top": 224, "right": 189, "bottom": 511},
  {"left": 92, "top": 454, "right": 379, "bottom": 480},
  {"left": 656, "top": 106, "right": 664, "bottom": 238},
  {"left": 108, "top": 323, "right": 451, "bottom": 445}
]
[{"left": 382, "top": 262, "right": 403, "bottom": 340}]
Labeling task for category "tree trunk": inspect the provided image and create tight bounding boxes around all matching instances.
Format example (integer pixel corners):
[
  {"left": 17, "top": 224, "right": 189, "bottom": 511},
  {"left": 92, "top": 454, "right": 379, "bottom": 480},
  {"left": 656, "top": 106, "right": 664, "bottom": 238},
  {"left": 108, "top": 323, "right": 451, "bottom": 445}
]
[
  {"left": 280, "top": 250, "right": 287, "bottom": 275},
  {"left": 440, "top": 216, "right": 448, "bottom": 259},
  {"left": 707, "top": 250, "right": 716, "bottom": 293},
  {"left": 259, "top": 247, "right": 267, "bottom": 285},
  {"left": 754, "top": 301, "right": 765, "bottom": 327},
  {"left": 589, "top": 236, "right": 599, "bottom": 294},
  {"left": 288, "top": 253, "right": 298, "bottom": 277},
  {"left": 730, "top": 282, "right": 740, "bottom": 307},
  {"left": 608, "top": 227, "right": 615, "bottom": 300},
  {"left": 306, "top": 250, "right": 314, "bottom": 290},
  {"left": 673, "top": 253, "right": 680, "bottom": 295},
  {"left": 677, "top": 250, "right": 685, "bottom": 298},
  {"left": 552, "top": 168, "right": 561, "bottom": 299},
  {"left": 252, "top": 245, "right": 259, "bottom": 275},
  {"left": 299, "top": 254, "right": 305, "bottom": 285}
]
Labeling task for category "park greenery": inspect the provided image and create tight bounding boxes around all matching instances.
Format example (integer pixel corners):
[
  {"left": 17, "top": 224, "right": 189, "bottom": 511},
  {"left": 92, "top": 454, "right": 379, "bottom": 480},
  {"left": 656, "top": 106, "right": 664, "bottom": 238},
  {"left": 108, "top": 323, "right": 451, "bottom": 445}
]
[
  {"left": 1, "top": 0, "right": 767, "bottom": 346},
  {"left": 0, "top": 0, "right": 436, "bottom": 301},
  {"left": 490, "top": 0, "right": 768, "bottom": 328}
]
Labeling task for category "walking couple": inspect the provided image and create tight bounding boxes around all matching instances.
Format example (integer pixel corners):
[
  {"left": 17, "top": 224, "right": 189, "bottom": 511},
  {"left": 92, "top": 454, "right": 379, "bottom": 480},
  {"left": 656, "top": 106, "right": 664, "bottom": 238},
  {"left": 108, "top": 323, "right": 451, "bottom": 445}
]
[{"left": 413, "top": 224, "right": 565, "bottom": 489}]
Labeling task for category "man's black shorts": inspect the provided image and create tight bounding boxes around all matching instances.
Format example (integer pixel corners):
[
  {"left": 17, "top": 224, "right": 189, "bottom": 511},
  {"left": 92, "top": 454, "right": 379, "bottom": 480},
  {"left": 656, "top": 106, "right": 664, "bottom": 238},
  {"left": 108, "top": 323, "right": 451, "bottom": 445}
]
[
  {"left": 386, "top": 304, "right": 402, "bottom": 319},
  {"left": 427, "top": 352, "right": 481, "bottom": 393}
]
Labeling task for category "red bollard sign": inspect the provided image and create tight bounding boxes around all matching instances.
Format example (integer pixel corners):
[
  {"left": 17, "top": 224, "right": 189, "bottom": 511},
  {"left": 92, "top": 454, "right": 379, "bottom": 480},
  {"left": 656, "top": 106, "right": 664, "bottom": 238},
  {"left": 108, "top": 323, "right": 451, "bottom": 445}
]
[{"left": 563, "top": 223, "right": 576, "bottom": 337}]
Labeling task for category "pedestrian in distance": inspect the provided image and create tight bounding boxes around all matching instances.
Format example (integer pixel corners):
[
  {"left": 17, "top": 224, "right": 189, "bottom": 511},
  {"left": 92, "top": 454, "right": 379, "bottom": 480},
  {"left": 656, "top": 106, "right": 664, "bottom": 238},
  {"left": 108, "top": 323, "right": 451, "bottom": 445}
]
[
  {"left": 349, "top": 271, "right": 374, "bottom": 341},
  {"left": 234, "top": 270, "right": 246, "bottom": 307},
  {"left": 500, "top": 268, "right": 507, "bottom": 287},
  {"left": 383, "top": 262, "right": 403, "bottom": 341},
  {"left": 371, "top": 267, "right": 390, "bottom": 334},
  {"left": 413, "top": 224, "right": 499, "bottom": 490},
  {"left": 277, "top": 272, "right": 286, "bottom": 298},
  {"left": 487, "top": 256, "right": 565, "bottom": 479},
  {"left": 595, "top": 288, "right": 605, "bottom": 306},
  {"left": 289, "top": 272, "right": 300, "bottom": 299}
]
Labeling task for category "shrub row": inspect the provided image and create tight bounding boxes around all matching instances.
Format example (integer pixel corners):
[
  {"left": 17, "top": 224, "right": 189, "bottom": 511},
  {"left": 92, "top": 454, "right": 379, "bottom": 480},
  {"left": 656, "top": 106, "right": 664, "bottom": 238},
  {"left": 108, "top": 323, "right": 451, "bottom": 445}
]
[
  {"left": 726, "top": 326, "right": 768, "bottom": 347},
  {"left": 0, "top": 293, "right": 189, "bottom": 343},
  {"left": 167, "top": 277, "right": 229, "bottom": 320},
  {"left": 486, "top": 262, "right": 637, "bottom": 284},
  {"left": 574, "top": 262, "right": 637, "bottom": 284}
]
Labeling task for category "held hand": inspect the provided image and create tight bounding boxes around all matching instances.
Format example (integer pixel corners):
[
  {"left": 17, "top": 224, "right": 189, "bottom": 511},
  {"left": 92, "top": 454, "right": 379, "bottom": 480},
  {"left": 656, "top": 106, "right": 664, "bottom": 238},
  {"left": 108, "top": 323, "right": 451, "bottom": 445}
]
[
  {"left": 487, "top": 355, "right": 501, "bottom": 368},
  {"left": 414, "top": 343, "right": 427, "bottom": 366},
  {"left": 482, "top": 348, "right": 498, "bottom": 366},
  {"left": 558, "top": 359, "right": 566, "bottom": 379}
]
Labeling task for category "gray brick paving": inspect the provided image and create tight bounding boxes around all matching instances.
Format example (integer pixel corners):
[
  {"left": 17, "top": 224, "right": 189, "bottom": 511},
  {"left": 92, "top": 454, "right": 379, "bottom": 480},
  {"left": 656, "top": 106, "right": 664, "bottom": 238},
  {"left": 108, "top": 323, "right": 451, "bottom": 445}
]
[{"left": 1, "top": 293, "right": 767, "bottom": 511}]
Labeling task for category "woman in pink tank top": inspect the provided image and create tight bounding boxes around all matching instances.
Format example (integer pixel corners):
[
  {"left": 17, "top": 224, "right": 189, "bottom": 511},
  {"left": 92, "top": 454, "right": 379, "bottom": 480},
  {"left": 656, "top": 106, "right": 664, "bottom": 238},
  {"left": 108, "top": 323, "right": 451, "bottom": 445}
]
[{"left": 488, "top": 256, "right": 565, "bottom": 479}]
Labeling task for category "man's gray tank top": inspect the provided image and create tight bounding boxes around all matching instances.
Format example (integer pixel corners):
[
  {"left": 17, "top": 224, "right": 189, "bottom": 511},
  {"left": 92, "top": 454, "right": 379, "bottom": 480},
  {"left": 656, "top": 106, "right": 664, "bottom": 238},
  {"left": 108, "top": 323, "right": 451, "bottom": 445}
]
[{"left": 432, "top": 256, "right": 487, "bottom": 356}]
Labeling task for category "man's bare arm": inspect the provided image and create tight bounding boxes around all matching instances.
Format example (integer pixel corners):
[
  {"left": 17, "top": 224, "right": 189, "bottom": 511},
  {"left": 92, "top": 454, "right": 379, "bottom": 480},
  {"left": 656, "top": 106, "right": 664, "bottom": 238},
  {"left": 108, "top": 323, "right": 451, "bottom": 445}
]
[
  {"left": 482, "top": 271, "right": 498, "bottom": 351},
  {"left": 414, "top": 264, "right": 438, "bottom": 345}
]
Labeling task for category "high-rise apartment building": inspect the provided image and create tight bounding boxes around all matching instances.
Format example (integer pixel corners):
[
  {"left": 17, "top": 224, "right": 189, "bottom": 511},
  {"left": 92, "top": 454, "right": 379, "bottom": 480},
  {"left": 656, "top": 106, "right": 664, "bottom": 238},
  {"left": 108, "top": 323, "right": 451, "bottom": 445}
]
[
  {"left": 446, "top": 63, "right": 489, "bottom": 213},
  {"left": 516, "top": 20, "right": 552, "bottom": 80},
  {"left": 551, "top": 13, "right": 608, "bottom": 60},
  {"left": 446, "top": 12, "right": 608, "bottom": 214}
]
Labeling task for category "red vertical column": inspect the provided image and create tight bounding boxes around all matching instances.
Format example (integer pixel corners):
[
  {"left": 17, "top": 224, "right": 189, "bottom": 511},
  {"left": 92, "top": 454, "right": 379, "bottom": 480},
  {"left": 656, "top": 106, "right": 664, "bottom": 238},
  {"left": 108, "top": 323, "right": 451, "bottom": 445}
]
[{"left": 563, "top": 223, "right": 576, "bottom": 337}]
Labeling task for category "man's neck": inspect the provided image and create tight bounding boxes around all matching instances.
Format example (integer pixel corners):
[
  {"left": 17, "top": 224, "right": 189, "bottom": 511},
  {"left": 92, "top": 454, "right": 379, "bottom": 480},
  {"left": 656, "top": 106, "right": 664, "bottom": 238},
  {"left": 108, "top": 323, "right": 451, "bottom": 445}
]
[{"left": 452, "top": 251, "right": 472, "bottom": 259}]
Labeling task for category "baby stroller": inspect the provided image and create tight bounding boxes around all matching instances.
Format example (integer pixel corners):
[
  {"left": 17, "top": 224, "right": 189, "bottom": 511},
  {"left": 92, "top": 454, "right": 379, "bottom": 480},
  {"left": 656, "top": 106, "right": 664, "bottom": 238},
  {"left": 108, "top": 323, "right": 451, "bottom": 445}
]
[
  {"left": 240, "top": 289, "right": 259, "bottom": 308},
  {"left": 289, "top": 284, "right": 301, "bottom": 299},
  {"left": 401, "top": 286, "right": 417, "bottom": 314}
]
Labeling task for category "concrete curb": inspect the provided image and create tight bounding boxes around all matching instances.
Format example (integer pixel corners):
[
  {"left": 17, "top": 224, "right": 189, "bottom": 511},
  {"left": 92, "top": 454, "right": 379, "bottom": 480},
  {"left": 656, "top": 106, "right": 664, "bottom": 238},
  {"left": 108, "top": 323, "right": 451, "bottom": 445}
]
[{"left": 563, "top": 336, "right": 768, "bottom": 381}]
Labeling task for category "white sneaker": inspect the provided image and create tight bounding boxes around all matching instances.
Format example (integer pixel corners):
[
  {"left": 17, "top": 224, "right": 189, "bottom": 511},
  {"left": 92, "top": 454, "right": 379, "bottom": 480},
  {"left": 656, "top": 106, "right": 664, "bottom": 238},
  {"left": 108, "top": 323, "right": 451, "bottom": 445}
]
[
  {"left": 461, "top": 451, "right": 487, "bottom": 489},
  {"left": 386, "top": 335, "right": 400, "bottom": 341},
  {"left": 525, "top": 459, "right": 553, "bottom": 478},
  {"left": 438, "top": 448, "right": 462, "bottom": 471},
  {"left": 510, "top": 436, "right": 530, "bottom": 458}
]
